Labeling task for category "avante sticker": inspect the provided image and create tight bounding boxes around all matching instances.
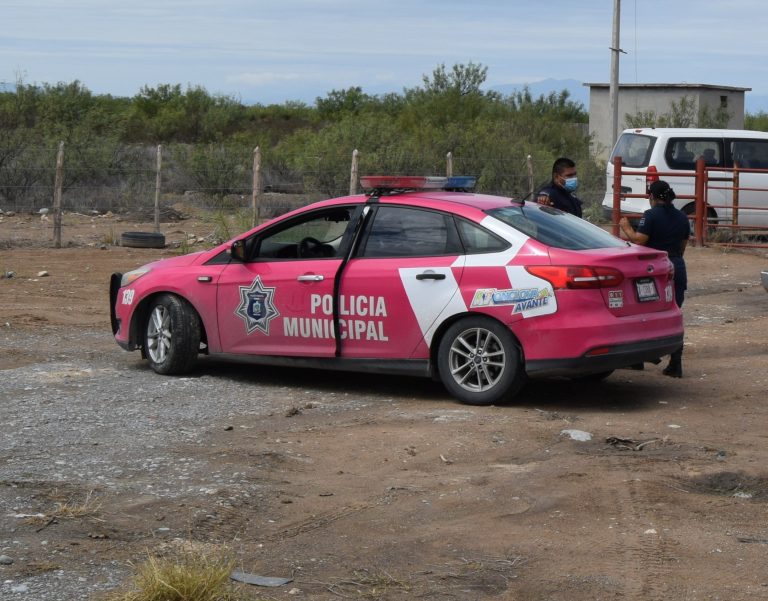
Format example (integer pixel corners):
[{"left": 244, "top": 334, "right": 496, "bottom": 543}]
[
  {"left": 235, "top": 276, "right": 280, "bottom": 335},
  {"left": 470, "top": 287, "right": 544, "bottom": 308},
  {"left": 512, "top": 288, "right": 551, "bottom": 313}
]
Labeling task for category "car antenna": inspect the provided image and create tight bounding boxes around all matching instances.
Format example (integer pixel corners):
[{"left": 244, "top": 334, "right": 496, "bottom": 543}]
[{"left": 514, "top": 191, "right": 534, "bottom": 206}]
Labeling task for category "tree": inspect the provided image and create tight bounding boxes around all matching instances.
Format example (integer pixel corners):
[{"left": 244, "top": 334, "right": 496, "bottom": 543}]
[
  {"left": 420, "top": 62, "right": 491, "bottom": 97},
  {"left": 401, "top": 62, "right": 502, "bottom": 129},
  {"left": 316, "top": 87, "right": 372, "bottom": 121}
]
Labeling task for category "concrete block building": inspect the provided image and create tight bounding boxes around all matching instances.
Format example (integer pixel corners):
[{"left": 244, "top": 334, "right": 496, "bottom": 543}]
[{"left": 585, "top": 83, "right": 750, "bottom": 159}]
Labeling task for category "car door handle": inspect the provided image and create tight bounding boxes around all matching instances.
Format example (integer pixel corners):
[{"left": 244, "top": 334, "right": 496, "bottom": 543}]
[
  {"left": 297, "top": 274, "right": 324, "bottom": 282},
  {"left": 416, "top": 272, "right": 446, "bottom": 280}
]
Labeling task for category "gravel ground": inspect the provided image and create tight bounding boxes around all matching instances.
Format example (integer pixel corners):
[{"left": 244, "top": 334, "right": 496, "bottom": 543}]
[{"left": 3, "top": 232, "right": 768, "bottom": 601}]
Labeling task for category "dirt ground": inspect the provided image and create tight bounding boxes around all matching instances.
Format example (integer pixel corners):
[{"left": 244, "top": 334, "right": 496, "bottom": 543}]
[{"left": 2, "top": 210, "right": 768, "bottom": 600}]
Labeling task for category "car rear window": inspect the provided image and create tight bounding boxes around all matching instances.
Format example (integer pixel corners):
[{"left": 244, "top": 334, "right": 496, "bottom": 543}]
[
  {"left": 487, "top": 204, "right": 626, "bottom": 251},
  {"left": 611, "top": 133, "right": 656, "bottom": 168}
]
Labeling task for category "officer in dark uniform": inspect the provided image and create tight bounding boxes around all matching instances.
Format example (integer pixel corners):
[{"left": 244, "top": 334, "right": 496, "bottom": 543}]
[
  {"left": 536, "top": 157, "right": 583, "bottom": 217},
  {"left": 619, "top": 180, "right": 690, "bottom": 377}
]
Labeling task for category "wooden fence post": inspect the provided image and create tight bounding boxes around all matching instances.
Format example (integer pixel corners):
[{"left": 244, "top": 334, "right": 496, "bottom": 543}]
[
  {"left": 446, "top": 152, "right": 453, "bottom": 177},
  {"left": 349, "top": 149, "right": 359, "bottom": 195},
  {"left": 53, "top": 141, "right": 64, "bottom": 249},
  {"left": 252, "top": 146, "right": 262, "bottom": 227},
  {"left": 154, "top": 144, "right": 162, "bottom": 233}
]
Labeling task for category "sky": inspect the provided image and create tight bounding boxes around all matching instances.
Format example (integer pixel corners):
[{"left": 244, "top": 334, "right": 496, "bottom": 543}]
[{"left": 4, "top": 0, "right": 768, "bottom": 110}]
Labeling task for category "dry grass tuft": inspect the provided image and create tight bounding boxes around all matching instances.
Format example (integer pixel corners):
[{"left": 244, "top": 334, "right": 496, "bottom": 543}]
[
  {"left": 104, "top": 549, "right": 247, "bottom": 601},
  {"left": 24, "top": 490, "right": 103, "bottom": 526},
  {"left": 326, "top": 567, "right": 411, "bottom": 598}
]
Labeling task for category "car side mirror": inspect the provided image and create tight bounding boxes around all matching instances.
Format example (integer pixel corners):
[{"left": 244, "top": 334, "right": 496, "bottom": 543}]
[{"left": 231, "top": 239, "right": 246, "bottom": 262}]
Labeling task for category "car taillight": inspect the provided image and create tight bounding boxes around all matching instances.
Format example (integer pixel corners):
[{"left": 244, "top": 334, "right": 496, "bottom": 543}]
[
  {"left": 525, "top": 265, "right": 625, "bottom": 289},
  {"left": 646, "top": 165, "right": 659, "bottom": 191}
]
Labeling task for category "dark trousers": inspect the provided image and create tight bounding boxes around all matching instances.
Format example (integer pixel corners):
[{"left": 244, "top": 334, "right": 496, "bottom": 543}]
[{"left": 670, "top": 257, "right": 687, "bottom": 366}]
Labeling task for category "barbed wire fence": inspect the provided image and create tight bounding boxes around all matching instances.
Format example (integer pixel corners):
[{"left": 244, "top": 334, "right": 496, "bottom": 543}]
[{"left": 0, "top": 142, "right": 608, "bottom": 246}]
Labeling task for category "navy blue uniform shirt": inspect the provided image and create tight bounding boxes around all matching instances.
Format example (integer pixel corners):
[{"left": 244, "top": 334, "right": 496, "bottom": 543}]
[
  {"left": 636, "top": 204, "right": 690, "bottom": 257},
  {"left": 536, "top": 182, "right": 583, "bottom": 217},
  {"left": 637, "top": 203, "right": 690, "bottom": 306}
]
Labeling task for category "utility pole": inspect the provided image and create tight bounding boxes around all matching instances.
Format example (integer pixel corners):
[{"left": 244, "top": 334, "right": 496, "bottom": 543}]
[{"left": 608, "top": 0, "right": 624, "bottom": 149}]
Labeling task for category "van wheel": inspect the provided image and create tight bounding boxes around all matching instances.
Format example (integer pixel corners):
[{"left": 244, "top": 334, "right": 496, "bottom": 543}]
[{"left": 682, "top": 203, "right": 723, "bottom": 240}]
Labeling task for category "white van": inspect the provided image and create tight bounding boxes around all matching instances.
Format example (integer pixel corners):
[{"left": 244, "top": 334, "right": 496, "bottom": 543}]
[{"left": 601, "top": 128, "right": 768, "bottom": 228}]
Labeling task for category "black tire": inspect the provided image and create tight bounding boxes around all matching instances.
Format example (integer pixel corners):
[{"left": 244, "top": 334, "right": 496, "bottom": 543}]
[
  {"left": 682, "top": 203, "right": 721, "bottom": 240},
  {"left": 436, "top": 316, "right": 526, "bottom": 406},
  {"left": 143, "top": 294, "right": 201, "bottom": 374},
  {"left": 121, "top": 231, "right": 166, "bottom": 249}
]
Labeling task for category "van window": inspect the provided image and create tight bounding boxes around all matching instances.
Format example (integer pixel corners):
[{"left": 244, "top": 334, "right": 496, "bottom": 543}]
[
  {"left": 611, "top": 133, "right": 655, "bottom": 168},
  {"left": 665, "top": 138, "right": 723, "bottom": 170},
  {"left": 730, "top": 140, "right": 768, "bottom": 169}
]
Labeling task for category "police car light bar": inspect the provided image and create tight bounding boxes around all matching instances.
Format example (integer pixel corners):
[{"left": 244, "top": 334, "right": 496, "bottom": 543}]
[
  {"left": 360, "top": 176, "right": 447, "bottom": 190},
  {"left": 359, "top": 176, "right": 476, "bottom": 192}
]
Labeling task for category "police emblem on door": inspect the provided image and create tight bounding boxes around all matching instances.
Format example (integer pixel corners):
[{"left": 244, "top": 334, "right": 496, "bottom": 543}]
[{"left": 235, "top": 276, "right": 280, "bottom": 334}]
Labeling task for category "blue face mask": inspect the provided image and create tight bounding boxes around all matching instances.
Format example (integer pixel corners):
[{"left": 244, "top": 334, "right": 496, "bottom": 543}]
[{"left": 563, "top": 177, "right": 579, "bottom": 192}]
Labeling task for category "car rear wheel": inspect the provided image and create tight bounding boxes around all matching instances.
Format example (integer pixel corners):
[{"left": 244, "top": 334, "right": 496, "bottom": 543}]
[
  {"left": 144, "top": 294, "right": 201, "bottom": 374},
  {"left": 437, "top": 316, "right": 525, "bottom": 406}
]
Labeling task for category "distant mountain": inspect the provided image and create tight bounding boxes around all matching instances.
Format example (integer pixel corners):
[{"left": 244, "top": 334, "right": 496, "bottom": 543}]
[
  {"left": 0, "top": 81, "right": 16, "bottom": 93},
  {"left": 489, "top": 78, "right": 589, "bottom": 108}
]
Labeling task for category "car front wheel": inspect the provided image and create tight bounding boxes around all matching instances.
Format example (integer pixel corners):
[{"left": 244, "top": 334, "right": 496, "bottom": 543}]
[
  {"left": 437, "top": 317, "right": 525, "bottom": 406},
  {"left": 144, "top": 294, "right": 201, "bottom": 374}
]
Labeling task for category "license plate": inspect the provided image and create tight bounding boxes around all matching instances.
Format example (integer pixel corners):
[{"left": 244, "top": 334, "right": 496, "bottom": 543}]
[{"left": 635, "top": 278, "right": 659, "bottom": 302}]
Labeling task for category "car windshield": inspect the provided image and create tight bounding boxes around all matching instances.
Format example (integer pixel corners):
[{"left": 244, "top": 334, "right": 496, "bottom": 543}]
[{"left": 487, "top": 204, "right": 626, "bottom": 250}]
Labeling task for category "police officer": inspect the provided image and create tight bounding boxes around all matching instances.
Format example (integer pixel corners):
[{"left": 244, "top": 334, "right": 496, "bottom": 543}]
[
  {"left": 536, "top": 157, "right": 583, "bottom": 217},
  {"left": 619, "top": 180, "right": 689, "bottom": 378}
]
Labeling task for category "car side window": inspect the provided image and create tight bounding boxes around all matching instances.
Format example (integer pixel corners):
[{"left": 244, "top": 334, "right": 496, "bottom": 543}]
[
  {"left": 665, "top": 138, "right": 722, "bottom": 170},
  {"left": 252, "top": 206, "right": 353, "bottom": 260},
  {"left": 455, "top": 218, "right": 509, "bottom": 253},
  {"left": 730, "top": 139, "right": 768, "bottom": 169},
  {"left": 359, "top": 206, "right": 461, "bottom": 257}
]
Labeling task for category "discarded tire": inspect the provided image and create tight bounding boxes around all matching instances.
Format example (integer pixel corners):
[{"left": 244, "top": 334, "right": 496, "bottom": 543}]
[{"left": 120, "top": 231, "right": 166, "bottom": 249}]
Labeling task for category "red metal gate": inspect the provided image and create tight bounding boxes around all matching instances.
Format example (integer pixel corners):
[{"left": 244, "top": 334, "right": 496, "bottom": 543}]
[{"left": 610, "top": 156, "right": 768, "bottom": 248}]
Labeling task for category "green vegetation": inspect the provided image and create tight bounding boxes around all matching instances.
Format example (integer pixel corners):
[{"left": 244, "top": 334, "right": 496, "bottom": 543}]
[
  {"left": 15, "top": 64, "right": 766, "bottom": 219},
  {"left": 0, "top": 64, "right": 600, "bottom": 208},
  {"left": 745, "top": 111, "right": 768, "bottom": 131}
]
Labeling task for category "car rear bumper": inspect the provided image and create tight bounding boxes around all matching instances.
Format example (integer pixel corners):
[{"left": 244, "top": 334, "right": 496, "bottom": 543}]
[{"left": 525, "top": 334, "right": 684, "bottom": 377}]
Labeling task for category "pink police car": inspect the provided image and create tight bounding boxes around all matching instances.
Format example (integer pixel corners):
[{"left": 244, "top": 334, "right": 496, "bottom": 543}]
[{"left": 110, "top": 176, "right": 683, "bottom": 405}]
